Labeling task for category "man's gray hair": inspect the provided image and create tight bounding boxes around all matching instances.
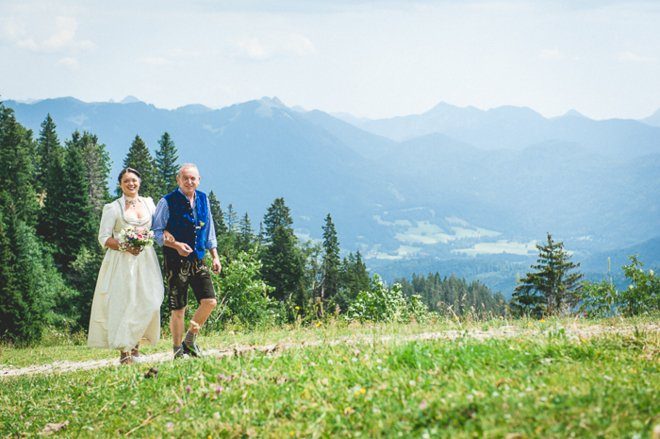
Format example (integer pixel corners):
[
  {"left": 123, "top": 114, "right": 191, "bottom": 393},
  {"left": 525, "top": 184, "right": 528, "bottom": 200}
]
[{"left": 177, "top": 163, "right": 200, "bottom": 177}]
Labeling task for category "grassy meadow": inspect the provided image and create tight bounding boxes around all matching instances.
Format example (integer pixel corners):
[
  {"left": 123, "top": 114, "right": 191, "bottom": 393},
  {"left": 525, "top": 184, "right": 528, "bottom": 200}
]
[{"left": 1, "top": 317, "right": 658, "bottom": 437}]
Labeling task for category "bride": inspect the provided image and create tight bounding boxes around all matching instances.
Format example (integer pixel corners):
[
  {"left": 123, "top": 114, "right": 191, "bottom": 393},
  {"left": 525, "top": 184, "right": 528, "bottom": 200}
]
[{"left": 88, "top": 167, "right": 164, "bottom": 365}]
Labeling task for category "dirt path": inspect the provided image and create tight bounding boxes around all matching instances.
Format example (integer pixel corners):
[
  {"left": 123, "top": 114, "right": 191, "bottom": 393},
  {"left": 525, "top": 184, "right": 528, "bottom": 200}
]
[{"left": 1, "top": 323, "right": 657, "bottom": 378}]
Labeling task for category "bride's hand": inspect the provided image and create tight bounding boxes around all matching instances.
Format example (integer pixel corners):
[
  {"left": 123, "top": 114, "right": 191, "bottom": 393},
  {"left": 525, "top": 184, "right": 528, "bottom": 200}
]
[{"left": 127, "top": 246, "right": 142, "bottom": 256}]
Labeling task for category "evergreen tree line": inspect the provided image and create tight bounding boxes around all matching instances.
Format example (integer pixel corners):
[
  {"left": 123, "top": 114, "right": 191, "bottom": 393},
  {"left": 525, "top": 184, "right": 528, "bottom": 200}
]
[
  {"left": 0, "top": 108, "right": 378, "bottom": 343},
  {"left": 396, "top": 274, "right": 507, "bottom": 317}
]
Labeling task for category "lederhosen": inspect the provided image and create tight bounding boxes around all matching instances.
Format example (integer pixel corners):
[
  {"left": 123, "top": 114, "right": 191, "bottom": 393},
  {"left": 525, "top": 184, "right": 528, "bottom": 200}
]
[{"left": 163, "top": 190, "right": 215, "bottom": 310}]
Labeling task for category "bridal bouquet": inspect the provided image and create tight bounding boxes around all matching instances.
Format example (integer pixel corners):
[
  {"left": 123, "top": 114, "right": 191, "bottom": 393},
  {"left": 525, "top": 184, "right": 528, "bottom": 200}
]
[{"left": 118, "top": 226, "right": 155, "bottom": 251}]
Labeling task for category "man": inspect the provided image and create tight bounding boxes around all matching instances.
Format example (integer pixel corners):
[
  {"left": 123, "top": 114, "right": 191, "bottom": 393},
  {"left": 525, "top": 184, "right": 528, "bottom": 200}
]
[{"left": 153, "top": 163, "right": 222, "bottom": 359}]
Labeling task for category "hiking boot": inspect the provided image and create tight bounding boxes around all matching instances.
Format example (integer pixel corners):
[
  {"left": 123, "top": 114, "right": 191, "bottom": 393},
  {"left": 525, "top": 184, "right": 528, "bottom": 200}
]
[
  {"left": 182, "top": 340, "right": 202, "bottom": 358},
  {"left": 173, "top": 345, "right": 185, "bottom": 360}
]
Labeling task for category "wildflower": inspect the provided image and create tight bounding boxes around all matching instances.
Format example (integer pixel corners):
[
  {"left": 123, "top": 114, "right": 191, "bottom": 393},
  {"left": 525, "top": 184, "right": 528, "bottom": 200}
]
[
  {"left": 166, "top": 422, "right": 174, "bottom": 432},
  {"left": 215, "top": 385, "right": 224, "bottom": 394},
  {"left": 419, "top": 400, "right": 428, "bottom": 410},
  {"left": 185, "top": 385, "right": 192, "bottom": 394},
  {"left": 315, "top": 321, "right": 322, "bottom": 328}
]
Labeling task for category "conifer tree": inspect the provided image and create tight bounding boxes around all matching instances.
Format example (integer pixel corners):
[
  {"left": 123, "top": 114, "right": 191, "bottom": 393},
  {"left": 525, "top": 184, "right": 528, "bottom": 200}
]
[
  {"left": 0, "top": 200, "right": 51, "bottom": 344},
  {"left": 54, "top": 138, "right": 97, "bottom": 269},
  {"left": 225, "top": 203, "right": 238, "bottom": 232},
  {"left": 0, "top": 105, "right": 38, "bottom": 226},
  {"left": 261, "top": 198, "right": 304, "bottom": 307},
  {"left": 35, "top": 114, "right": 61, "bottom": 195},
  {"left": 237, "top": 212, "right": 254, "bottom": 252},
  {"left": 511, "top": 233, "right": 583, "bottom": 316},
  {"left": 208, "top": 191, "right": 228, "bottom": 236},
  {"left": 121, "top": 135, "right": 157, "bottom": 199},
  {"left": 321, "top": 214, "right": 340, "bottom": 302},
  {"left": 69, "top": 131, "right": 111, "bottom": 214},
  {"left": 155, "top": 132, "right": 179, "bottom": 197}
]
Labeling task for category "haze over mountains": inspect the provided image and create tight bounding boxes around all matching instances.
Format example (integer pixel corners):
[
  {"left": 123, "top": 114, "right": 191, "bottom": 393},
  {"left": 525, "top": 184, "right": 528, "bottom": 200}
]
[{"left": 5, "top": 96, "right": 659, "bottom": 295}]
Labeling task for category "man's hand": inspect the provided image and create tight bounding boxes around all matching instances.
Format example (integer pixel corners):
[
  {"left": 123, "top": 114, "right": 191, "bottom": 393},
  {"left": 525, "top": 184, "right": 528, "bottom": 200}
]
[
  {"left": 176, "top": 242, "right": 193, "bottom": 257},
  {"left": 212, "top": 257, "right": 222, "bottom": 274}
]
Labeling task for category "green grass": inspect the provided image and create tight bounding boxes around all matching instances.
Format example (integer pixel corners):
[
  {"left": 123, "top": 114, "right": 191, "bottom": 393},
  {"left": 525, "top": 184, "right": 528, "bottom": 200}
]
[
  {"left": 1, "top": 316, "right": 653, "bottom": 368},
  {"left": 1, "top": 319, "right": 658, "bottom": 437}
]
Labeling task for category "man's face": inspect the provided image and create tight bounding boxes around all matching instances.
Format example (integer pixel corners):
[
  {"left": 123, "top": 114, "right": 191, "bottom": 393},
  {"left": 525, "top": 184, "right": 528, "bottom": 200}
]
[{"left": 177, "top": 167, "right": 201, "bottom": 196}]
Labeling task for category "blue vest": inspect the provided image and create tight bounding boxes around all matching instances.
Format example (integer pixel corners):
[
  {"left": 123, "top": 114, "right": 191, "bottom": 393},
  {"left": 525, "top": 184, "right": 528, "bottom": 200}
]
[{"left": 163, "top": 189, "right": 210, "bottom": 261}]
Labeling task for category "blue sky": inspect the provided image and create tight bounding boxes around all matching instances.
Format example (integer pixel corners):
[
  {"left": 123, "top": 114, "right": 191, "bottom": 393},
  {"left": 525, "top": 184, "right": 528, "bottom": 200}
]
[{"left": 1, "top": 0, "right": 659, "bottom": 119}]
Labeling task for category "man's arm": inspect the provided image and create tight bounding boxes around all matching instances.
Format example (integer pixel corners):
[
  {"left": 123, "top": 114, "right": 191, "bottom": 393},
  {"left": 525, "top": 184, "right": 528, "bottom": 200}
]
[
  {"left": 152, "top": 198, "right": 169, "bottom": 247},
  {"left": 153, "top": 197, "right": 193, "bottom": 257}
]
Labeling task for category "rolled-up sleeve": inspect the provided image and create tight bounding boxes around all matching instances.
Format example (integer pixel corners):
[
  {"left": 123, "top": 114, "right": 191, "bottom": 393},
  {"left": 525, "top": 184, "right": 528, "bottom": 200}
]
[
  {"left": 152, "top": 198, "right": 169, "bottom": 247},
  {"left": 206, "top": 197, "right": 217, "bottom": 249},
  {"left": 97, "top": 203, "right": 116, "bottom": 247}
]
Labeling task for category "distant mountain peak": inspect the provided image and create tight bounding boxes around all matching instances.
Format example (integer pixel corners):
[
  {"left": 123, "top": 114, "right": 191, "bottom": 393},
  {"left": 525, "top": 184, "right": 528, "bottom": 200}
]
[
  {"left": 562, "top": 109, "right": 587, "bottom": 119},
  {"left": 120, "top": 95, "right": 142, "bottom": 104},
  {"left": 258, "top": 96, "right": 285, "bottom": 108}
]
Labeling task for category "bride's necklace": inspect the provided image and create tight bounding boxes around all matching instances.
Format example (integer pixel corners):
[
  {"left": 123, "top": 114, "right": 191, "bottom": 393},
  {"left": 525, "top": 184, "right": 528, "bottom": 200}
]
[{"left": 125, "top": 196, "right": 140, "bottom": 207}]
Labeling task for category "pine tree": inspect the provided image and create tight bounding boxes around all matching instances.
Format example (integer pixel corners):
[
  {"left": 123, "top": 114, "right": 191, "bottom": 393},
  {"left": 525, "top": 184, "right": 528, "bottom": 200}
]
[
  {"left": 121, "top": 135, "right": 157, "bottom": 199},
  {"left": 69, "top": 131, "right": 111, "bottom": 214},
  {"left": 321, "top": 214, "right": 340, "bottom": 303},
  {"left": 0, "top": 199, "right": 51, "bottom": 344},
  {"left": 225, "top": 203, "right": 238, "bottom": 232},
  {"left": 261, "top": 198, "right": 304, "bottom": 307},
  {"left": 511, "top": 233, "right": 583, "bottom": 317},
  {"left": 155, "top": 132, "right": 179, "bottom": 197},
  {"left": 208, "top": 191, "right": 228, "bottom": 235},
  {"left": 54, "top": 137, "right": 97, "bottom": 269},
  {"left": 35, "top": 114, "right": 61, "bottom": 195},
  {"left": 0, "top": 105, "right": 38, "bottom": 226},
  {"left": 237, "top": 212, "right": 254, "bottom": 252}
]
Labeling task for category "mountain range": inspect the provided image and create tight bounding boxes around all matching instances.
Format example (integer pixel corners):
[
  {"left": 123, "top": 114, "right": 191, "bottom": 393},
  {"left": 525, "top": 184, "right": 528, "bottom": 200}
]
[{"left": 5, "top": 96, "right": 659, "bottom": 296}]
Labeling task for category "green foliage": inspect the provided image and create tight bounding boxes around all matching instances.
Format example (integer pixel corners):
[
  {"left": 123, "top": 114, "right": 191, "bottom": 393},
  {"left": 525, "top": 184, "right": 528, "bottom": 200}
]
[
  {"left": 577, "top": 280, "right": 618, "bottom": 317},
  {"left": 619, "top": 256, "right": 659, "bottom": 315},
  {"left": 398, "top": 273, "right": 506, "bottom": 318},
  {"left": 579, "top": 256, "right": 658, "bottom": 317},
  {"left": 68, "top": 131, "right": 111, "bottom": 214},
  {"left": 346, "top": 275, "right": 429, "bottom": 323},
  {"left": 53, "top": 136, "right": 97, "bottom": 269},
  {"left": 236, "top": 212, "right": 254, "bottom": 252},
  {"left": 206, "top": 250, "right": 277, "bottom": 330},
  {"left": 35, "top": 114, "right": 60, "bottom": 195},
  {"left": 68, "top": 246, "right": 104, "bottom": 329},
  {"left": 0, "top": 210, "right": 60, "bottom": 345},
  {"left": 321, "top": 213, "right": 340, "bottom": 303},
  {"left": 261, "top": 198, "right": 305, "bottom": 309},
  {"left": 334, "top": 251, "right": 370, "bottom": 312},
  {"left": 154, "top": 132, "right": 179, "bottom": 197},
  {"left": 0, "top": 105, "right": 38, "bottom": 226},
  {"left": 511, "top": 233, "right": 583, "bottom": 317},
  {"left": 121, "top": 135, "right": 157, "bottom": 199}
]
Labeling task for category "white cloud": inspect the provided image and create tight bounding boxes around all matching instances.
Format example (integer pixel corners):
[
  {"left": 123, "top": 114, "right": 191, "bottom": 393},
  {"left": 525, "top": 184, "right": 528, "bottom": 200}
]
[
  {"left": 452, "top": 240, "right": 537, "bottom": 256},
  {"left": 235, "top": 32, "right": 316, "bottom": 60},
  {"left": 366, "top": 245, "right": 421, "bottom": 260},
  {"left": 539, "top": 48, "right": 564, "bottom": 61},
  {"left": 616, "top": 51, "right": 654, "bottom": 63},
  {"left": 139, "top": 56, "right": 172, "bottom": 66},
  {"left": 57, "top": 56, "right": 79, "bottom": 70},
  {"left": 3, "top": 16, "right": 94, "bottom": 53}
]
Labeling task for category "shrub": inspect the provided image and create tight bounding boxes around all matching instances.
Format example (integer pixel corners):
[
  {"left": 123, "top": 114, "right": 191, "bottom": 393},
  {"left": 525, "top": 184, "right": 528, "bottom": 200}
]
[{"left": 346, "top": 275, "right": 430, "bottom": 323}]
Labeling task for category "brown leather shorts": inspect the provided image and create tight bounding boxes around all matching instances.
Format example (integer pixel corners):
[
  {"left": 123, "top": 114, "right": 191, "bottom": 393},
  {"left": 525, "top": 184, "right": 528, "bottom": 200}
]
[{"left": 164, "top": 256, "right": 216, "bottom": 310}]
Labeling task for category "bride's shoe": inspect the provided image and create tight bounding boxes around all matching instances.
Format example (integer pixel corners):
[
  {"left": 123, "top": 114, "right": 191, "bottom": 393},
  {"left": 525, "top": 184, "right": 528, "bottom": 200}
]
[{"left": 120, "top": 351, "right": 133, "bottom": 365}]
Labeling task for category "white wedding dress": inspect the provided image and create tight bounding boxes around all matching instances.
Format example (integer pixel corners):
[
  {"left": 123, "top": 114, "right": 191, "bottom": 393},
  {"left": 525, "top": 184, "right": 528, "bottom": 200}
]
[{"left": 87, "top": 196, "right": 164, "bottom": 351}]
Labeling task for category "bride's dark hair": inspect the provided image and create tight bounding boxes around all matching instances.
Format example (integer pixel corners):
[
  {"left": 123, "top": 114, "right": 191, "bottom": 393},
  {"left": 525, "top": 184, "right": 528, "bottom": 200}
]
[{"left": 118, "top": 167, "right": 142, "bottom": 183}]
